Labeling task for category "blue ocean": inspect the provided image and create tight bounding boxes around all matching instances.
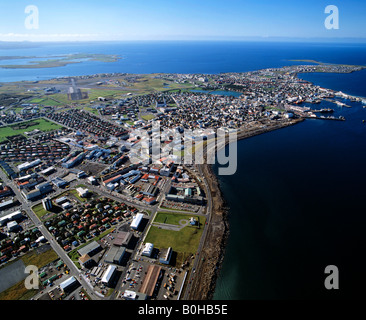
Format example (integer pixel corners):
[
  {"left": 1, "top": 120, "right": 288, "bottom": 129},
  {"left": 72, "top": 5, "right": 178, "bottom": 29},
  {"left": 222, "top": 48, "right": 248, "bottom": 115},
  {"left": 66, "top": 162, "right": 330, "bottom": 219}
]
[{"left": 1, "top": 41, "right": 366, "bottom": 299}]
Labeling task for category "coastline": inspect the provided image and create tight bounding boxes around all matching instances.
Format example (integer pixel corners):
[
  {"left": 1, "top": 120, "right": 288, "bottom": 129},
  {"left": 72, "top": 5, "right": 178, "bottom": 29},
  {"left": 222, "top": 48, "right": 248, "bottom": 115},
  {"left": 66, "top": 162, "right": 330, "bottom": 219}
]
[{"left": 187, "top": 117, "right": 304, "bottom": 300}]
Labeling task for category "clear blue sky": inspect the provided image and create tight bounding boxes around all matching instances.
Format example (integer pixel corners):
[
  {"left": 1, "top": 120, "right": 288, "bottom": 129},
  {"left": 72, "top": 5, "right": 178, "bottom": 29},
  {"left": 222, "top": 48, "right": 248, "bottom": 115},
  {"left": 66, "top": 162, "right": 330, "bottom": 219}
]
[{"left": 0, "top": 0, "right": 365, "bottom": 41}]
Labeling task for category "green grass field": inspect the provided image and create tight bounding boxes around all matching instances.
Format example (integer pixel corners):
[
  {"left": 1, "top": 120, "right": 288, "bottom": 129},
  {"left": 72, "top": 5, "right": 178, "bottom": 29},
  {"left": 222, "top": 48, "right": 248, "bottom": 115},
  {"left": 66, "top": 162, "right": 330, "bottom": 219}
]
[
  {"left": 0, "top": 118, "right": 63, "bottom": 142},
  {"left": 49, "top": 88, "right": 128, "bottom": 104},
  {"left": 145, "top": 214, "right": 205, "bottom": 255},
  {"left": 0, "top": 247, "right": 59, "bottom": 300},
  {"left": 154, "top": 211, "right": 193, "bottom": 225},
  {"left": 31, "top": 203, "right": 48, "bottom": 220},
  {"left": 141, "top": 114, "right": 155, "bottom": 121}
]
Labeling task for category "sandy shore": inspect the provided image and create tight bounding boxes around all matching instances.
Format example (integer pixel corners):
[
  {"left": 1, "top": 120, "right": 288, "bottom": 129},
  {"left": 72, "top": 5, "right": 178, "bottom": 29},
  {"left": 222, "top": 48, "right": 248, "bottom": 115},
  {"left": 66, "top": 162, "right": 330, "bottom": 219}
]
[{"left": 187, "top": 117, "right": 304, "bottom": 300}]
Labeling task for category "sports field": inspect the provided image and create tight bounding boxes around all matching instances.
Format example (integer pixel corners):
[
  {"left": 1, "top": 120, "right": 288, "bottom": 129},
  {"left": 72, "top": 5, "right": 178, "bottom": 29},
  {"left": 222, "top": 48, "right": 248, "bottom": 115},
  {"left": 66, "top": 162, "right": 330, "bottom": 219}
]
[
  {"left": 145, "top": 212, "right": 205, "bottom": 254},
  {"left": 0, "top": 118, "right": 63, "bottom": 142}
]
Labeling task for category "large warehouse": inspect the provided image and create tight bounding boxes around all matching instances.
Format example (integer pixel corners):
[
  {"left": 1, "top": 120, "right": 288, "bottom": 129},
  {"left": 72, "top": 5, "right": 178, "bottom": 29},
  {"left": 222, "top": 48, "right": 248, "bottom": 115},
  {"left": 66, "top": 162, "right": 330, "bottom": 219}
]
[
  {"left": 77, "top": 241, "right": 101, "bottom": 257},
  {"left": 112, "top": 231, "right": 132, "bottom": 247},
  {"left": 130, "top": 213, "right": 144, "bottom": 230},
  {"left": 140, "top": 265, "right": 163, "bottom": 297},
  {"left": 104, "top": 246, "right": 126, "bottom": 265},
  {"left": 101, "top": 265, "right": 117, "bottom": 286},
  {"left": 59, "top": 276, "right": 80, "bottom": 293}
]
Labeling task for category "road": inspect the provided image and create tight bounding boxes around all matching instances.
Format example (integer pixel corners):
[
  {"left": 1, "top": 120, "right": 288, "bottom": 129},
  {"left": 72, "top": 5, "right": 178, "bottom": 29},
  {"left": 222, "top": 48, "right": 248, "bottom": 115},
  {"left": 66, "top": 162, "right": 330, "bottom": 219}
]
[
  {"left": 1, "top": 158, "right": 212, "bottom": 300},
  {"left": 0, "top": 169, "right": 101, "bottom": 300},
  {"left": 181, "top": 164, "right": 212, "bottom": 300}
]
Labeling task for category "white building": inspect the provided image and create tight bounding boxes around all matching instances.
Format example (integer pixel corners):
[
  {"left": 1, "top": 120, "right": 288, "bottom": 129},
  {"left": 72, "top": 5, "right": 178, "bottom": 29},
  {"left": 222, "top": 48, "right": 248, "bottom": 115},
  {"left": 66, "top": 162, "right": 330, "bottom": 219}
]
[
  {"left": 141, "top": 242, "right": 154, "bottom": 257},
  {"left": 76, "top": 187, "right": 89, "bottom": 198},
  {"left": 0, "top": 210, "right": 23, "bottom": 226},
  {"left": 42, "top": 197, "right": 53, "bottom": 211},
  {"left": 87, "top": 176, "right": 97, "bottom": 185},
  {"left": 101, "top": 265, "right": 117, "bottom": 286},
  {"left": 130, "top": 213, "right": 144, "bottom": 230},
  {"left": 59, "top": 276, "right": 79, "bottom": 293},
  {"left": 7, "top": 221, "right": 19, "bottom": 232}
]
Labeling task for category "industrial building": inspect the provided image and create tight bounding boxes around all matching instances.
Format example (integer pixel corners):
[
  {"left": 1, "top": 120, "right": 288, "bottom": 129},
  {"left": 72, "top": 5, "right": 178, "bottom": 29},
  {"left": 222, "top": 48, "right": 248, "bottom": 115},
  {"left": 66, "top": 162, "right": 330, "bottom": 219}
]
[
  {"left": 140, "top": 265, "right": 163, "bottom": 297},
  {"left": 61, "top": 152, "right": 85, "bottom": 169},
  {"left": 59, "top": 276, "right": 80, "bottom": 293},
  {"left": 141, "top": 242, "right": 154, "bottom": 257},
  {"left": 41, "top": 166, "right": 55, "bottom": 176},
  {"left": 112, "top": 231, "right": 132, "bottom": 247},
  {"left": 77, "top": 241, "right": 101, "bottom": 257},
  {"left": 21, "top": 188, "right": 40, "bottom": 200},
  {"left": 61, "top": 202, "right": 72, "bottom": 210},
  {"left": 142, "top": 184, "right": 158, "bottom": 197},
  {"left": 130, "top": 213, "right": 144, "bottom": 230},
  {"left": 35, "top": 182, "right": 53, "bottom": 194},
  {"left": 0, "top": 211, "right": 23, "bottom": 226},
  {"left": 78, "top": 254, "right": 94, "bottom": 269},
  {"left": 51, "top": 177, "right": 68, "bottom": 188},
  {"left": 17, "top": 159, "right": 42, "bottom": 172},
  {"left": 55, "top": 196, "right": 68, "bottom": 205},
  {"left": 76, "top": 187, "right": 89, "bottom": 198},
  {"left": 104, "top": 246, "right": 126, "bottom": 265},
  {"left": 101, "top": 265, "right": 117, "bottom": 286},
  {"left": 7, "top": 221, "right": 19, "bottom": 232},
  {"left": 159, "top": 247, "right": 173, "bottom": 265},
  {"left": 0, "top": 199, "right": 17, "bottom": 210}
]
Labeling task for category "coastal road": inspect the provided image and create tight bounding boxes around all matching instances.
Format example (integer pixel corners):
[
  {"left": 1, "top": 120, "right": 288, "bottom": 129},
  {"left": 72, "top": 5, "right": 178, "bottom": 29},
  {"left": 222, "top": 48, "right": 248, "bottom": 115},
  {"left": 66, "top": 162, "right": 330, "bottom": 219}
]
[{"left": 181, "top": 163, "right": 213, "bottom": 300}]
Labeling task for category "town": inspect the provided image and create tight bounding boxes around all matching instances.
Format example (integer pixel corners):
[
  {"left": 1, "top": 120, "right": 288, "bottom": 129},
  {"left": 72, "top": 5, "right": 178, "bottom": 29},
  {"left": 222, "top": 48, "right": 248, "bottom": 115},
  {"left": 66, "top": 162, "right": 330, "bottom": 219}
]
[{"left": 0, "top": 62, "right": 364, "bottom": 300}]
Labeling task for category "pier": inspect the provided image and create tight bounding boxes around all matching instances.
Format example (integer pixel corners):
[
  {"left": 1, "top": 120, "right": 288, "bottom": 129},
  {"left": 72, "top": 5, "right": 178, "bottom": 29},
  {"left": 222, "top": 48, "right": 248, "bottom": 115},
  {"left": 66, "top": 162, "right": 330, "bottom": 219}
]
[
  {"left": 324, "top": 99, "right": 351, "bottom": 108},
  {"left": 306, "top": 115, "right": 345, "bottom": 121},
  {"left": 312, "top": 108, "right": 334, "bottom": 113}
]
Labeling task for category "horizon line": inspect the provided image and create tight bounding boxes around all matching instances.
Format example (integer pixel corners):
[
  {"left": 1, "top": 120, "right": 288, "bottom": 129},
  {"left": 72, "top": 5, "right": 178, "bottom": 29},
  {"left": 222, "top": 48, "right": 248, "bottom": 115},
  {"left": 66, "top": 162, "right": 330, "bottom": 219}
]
[{"left": 1, "top": 36, "right": 366, "bottom": 44}]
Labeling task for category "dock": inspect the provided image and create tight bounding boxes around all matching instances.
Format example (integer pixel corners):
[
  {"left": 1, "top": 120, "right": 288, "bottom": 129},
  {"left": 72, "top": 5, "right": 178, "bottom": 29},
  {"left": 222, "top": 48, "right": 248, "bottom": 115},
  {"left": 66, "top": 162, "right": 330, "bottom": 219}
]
[
  {"left": 312, "top": 108, "right": 334, "bottom": 113},
  {"left": 306, "top": 115, "right": 345, "bottom": 121},
  {"left": 324, "top": 99, "right": 351, "bottom": 108}
]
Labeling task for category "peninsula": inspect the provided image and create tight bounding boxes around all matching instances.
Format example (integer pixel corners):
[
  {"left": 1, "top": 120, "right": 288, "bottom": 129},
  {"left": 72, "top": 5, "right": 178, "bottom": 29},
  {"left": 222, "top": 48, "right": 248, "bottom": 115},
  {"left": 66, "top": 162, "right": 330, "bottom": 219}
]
[
  {"left": 0, "top": 53, "right": 121, "bottom": 69},
  {"left": 0, "top": 62, "right": 364, "bottom": 301}
]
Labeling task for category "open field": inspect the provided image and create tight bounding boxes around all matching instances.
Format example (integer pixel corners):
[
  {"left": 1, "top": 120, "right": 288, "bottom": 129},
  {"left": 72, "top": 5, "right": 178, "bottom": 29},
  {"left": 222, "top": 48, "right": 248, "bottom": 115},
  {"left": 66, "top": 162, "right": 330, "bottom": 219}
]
[
  {"left": 145, "top": 215, "right": 205, "bottom": 254},
  {"left": 0, "top": 118, "right": 63, "bottom": 142},
  {"left": 0, "top": 246, "right": 58, "bottom": 300},
  {"left": 154, "top": 211, "right": 195, "bottom": 225},
  {"left": 28, "top": 97, "right": 63, "bottom": 106},
  {"left": 128, "top": 76, "right": 196, "bottom": 94},
  {"left": 140, "top": 114, "right": 155, "bottom": 121}
]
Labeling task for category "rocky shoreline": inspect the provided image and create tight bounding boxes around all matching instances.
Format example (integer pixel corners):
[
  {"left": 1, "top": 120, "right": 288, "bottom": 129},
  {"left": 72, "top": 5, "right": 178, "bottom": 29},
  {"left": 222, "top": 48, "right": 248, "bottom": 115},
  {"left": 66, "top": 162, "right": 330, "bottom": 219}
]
[{"left": 187, "top": 117, "right": 304, "bottom": 300}]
